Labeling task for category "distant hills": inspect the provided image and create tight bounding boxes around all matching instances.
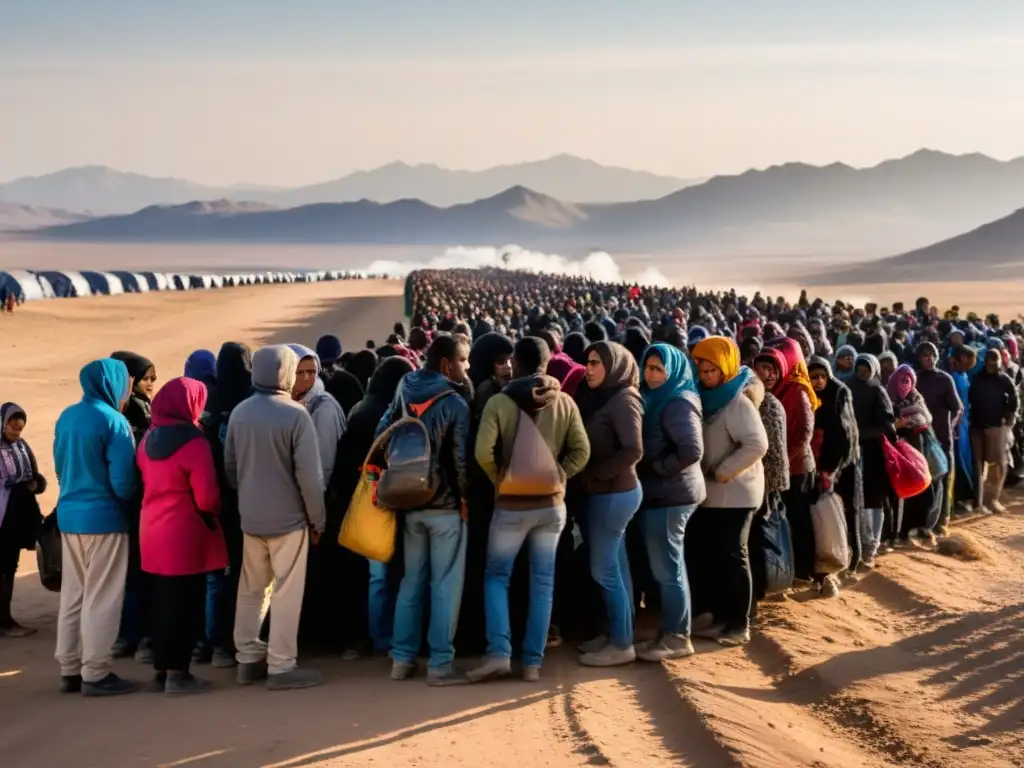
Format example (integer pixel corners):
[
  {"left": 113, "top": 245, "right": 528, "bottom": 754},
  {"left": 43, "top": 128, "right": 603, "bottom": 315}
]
[
  {"left": 0, "top": 155, "right": 698, "bottom": 214},
  {"left": 817, "top": 206, "right": 1024, "bottom": 283},
  {"left": 20, "top": 149, "right": 1024, "bottom": 257},
  {"left": 0, "top": 201, "right": 90, "bottom": 231}
]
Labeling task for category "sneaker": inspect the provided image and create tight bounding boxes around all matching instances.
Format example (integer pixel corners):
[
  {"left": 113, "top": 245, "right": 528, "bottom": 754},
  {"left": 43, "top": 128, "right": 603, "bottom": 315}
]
[
  {"left": 111, "top": 638, "right": 136, "bottom": 659},
  {"left": 236, "top": 659, "right": 269, "bottom": 685},
  {"left": 191, "top": 641, "right": 212, "bottom": 665},
  {"left": 1, "top": 621, "right": 36, "bottom": 638},
  {"left": 579, "top": 645, "right": 636, "bottom": 667},
  {"left": 426, "top": 666, "right": 470, "bottom": 687},
  {"left": 577, "top": 634, "right": 608, "bottom": 654},
  {"left": 59, "top": 674, "right": 82, "bottom": 694},
  {"left": 147, "top": 673, "right": 167, "bottom": 693},
  {"left": 390, "top": 660, "right": 416, "bottom": 681},
  {"left": 692, "top": 623, "right": 726, "bottom": 640},
  {"left": 467, "top": 656, "right": 512, "bottom": 683},
  {"left": 717, "top": 627, "right": 751, "bottom": 647},
  {"left": 637, "top": 633, "right": 694, "bottom": 662},
  {"left": 211, "top": 647, "right": 237, "bottom": 669},
  {"left": 82, "top": 673, "right": 138, "bottom": 697},
  {"left": 267, "top": 667, "right": 324, "bottom": 691},
  {"left": 134, "top": 638, "right": 154, "bottom": 665},
  {"left": 522, "top": 665, "right": 541, "bottom": 683},
  {"left": 166, "top": 673, "right": 212, "bottom": 696},
  {"left": 820, "top": 576, "right": 841, "bottom": 599},
  {"left": 989, "top": 500, "right": 1008, "bottom": 514},
  {"left": 859, "top": 558, "right": 876, "bottom": 571}
]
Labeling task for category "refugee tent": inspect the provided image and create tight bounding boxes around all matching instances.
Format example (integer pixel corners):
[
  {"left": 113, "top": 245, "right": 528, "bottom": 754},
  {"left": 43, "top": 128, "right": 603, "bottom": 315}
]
[
  {"left": 171, "top": 274, "right": 191, "bottom": 290},
  {"left": 111, "top": 271, "right": 150, "bottom": 293},
  {"left": 210, "top": 275, "right": 224, "bottom": 288},
  {"left": 35, "top": 270, "right": 93, "bottom": 298},
  {"left": 0, "top": 270, "right": 48, "bottom": 301},
  {"left": 189, "top": 274, "right": 215, "bottom": 289},
  {"left": 80, "top": 271, "right": 125, "bottom": 295}
]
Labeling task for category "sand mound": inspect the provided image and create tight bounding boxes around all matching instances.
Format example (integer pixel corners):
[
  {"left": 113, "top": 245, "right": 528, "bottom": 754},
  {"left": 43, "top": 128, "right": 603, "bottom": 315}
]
[{"left": 936, "top": 530, "right": 991, "bottom": 561}]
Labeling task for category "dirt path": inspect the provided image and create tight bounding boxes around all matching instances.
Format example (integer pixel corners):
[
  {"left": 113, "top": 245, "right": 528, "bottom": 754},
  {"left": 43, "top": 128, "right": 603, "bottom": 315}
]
[{"left": 1, "top": 288, "right": 1021, "bottom": 767}]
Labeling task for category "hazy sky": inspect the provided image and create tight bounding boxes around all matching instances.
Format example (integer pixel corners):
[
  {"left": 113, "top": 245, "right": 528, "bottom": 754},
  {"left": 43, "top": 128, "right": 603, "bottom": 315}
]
[{"left": 4, "top": 1, "right": 1024, "bottom": 185}]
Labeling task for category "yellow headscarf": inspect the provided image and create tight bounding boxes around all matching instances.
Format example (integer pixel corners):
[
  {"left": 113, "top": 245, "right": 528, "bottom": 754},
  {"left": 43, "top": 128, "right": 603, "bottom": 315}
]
[{"left": 692, "top": 336, "right": 741, "bottom": 382}]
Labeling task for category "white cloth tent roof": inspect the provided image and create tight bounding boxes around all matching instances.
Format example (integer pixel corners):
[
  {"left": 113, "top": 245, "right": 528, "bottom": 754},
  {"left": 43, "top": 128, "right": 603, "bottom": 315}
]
[{"left": 0, "top": 270, "right": 47, "bottom": 301}]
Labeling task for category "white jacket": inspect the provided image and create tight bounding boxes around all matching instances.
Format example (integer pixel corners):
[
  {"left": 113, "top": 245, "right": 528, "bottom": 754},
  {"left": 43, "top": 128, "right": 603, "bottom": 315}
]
[{"left": 701, "top": 378, "right": 770, "bottom": 509}]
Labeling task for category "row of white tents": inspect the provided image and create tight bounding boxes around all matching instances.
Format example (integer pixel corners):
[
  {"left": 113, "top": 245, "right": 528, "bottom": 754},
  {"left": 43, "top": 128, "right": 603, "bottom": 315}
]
[{"left": 0, "top": 269, "right": 370, "bottom": 302}]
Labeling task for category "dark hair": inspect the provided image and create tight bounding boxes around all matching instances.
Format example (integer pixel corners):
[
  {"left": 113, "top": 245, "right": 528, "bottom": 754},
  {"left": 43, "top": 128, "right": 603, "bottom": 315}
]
[
  {"left": 426, "top": 333, "right": 468, "bottom": 371},
  {"left": 513, "top": 337, "right": 551, "bottom": 376}
]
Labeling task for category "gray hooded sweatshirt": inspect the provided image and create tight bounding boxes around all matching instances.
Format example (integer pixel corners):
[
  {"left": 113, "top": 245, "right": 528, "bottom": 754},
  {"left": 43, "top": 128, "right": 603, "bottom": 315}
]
[{"left": 224, "top": 345, "right": 326, "bottom": 535}]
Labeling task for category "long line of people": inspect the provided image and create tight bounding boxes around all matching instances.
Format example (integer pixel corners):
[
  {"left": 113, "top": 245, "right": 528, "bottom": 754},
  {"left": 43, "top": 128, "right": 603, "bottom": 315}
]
[{"left": 1, "top": 268, "right": 1021, "bottom": 697}]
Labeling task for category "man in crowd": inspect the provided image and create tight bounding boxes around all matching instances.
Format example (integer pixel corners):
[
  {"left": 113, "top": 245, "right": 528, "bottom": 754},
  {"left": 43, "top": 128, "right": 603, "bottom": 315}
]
[
  {"left": 470, "top": 337, "right": 590, "bottom": 683},
  {"left": 968, "top": 348, "right": 1019, "bottom": 514},
  {"left": 53, "top": 358, "right": 139, "bottom": 696},
  {"left": 914, "top": 342, "right": 963, "bottom": 534},
  {"left": 378, "top": 334, "right": 471, "bottom": 686},
  {"left": 226, "top": 344, "right": 326, "bottom": 690}
]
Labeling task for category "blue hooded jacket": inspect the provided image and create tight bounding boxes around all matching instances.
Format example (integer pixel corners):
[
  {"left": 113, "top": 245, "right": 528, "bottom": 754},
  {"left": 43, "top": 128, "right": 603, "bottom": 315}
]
[{"left": 53, "top": 358, "right": 138, "bottom": 534}]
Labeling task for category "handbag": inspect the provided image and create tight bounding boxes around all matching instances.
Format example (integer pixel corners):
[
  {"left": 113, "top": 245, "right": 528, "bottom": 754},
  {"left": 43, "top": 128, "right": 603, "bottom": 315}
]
[
  {"left": 760, "top": 492, "right": 795, "bottom": 594},
  {"left": 36, "top": 510, "right": 62, "bottom": 593},
  {"left": 921, "top": 428, "right": 949, "bottom": 478},
  {"left": 882, "top": 437, "right": 932, "bottom": 499},
  {"left": 339, "top": 429, "right": 398, "bottom": 563}
]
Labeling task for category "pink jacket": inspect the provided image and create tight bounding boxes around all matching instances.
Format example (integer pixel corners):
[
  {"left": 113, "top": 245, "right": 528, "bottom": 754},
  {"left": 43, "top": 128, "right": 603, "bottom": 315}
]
[{"left": 138, "top": 377, "right": 227, "bottom": 576}]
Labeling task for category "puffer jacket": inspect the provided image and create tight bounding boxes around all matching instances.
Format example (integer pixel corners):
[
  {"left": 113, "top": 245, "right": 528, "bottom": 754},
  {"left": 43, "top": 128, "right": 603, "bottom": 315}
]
[
  {"left": 701, "top": 378, "right": 770, "bottom": 509},
  {"left": 638, "top": 392, "right": 706, "bottom": 507},
  {"left": 375, "top": 368, "right": 471, "bottom": 511}
]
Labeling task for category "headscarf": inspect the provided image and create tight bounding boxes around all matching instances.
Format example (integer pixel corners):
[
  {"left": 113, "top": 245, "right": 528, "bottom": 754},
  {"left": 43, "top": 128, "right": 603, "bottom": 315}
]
[
  {"left": 0, "top": 402, "right": 36, "bottom": 526},
  {"left": 692, "top": 336, "right": 755, "bottom": 418},
  {"left": 886, "top": 363, "right": 917, "bottom": 408},
  {"left": 184, "top": 350, "right": 217, "bottom": 386},
  {"left": 575, "top": 340, "right": 640, "bottom": 421},
  {"left": 346, "top": 350, "right": 379, "bottom": 390},
  {"left": 773, "top": 337, "right": 821, "bottom": 411},
  {"left": 210, "top": 342, "right": 252, "bottom": 417},
  {"left": 546, "top": 353, "right": 586, "bottom": 398},
  {"left": 110, "top": 350, "right": 154, "bottom": 439},
  {"left": 143, "top": 378, "right": 207, "bottom": 460},
  {"left": 640, "top": 343, "right": 698, "bottom": 435},
  {"left": 110, "top": 350, "right": 154, "bottom": 391}
]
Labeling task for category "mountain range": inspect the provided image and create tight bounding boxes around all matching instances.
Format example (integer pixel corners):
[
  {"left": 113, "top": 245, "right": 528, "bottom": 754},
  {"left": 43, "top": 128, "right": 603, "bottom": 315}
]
[
  {"left": 0, "top": 201, "right": 90, "bottom": 231},
  {"left": 20, "top": 149, "right": 1024, "bottom": 257},
  {"left": 0, "top": 155, "right": 699, "bottom": 213}
]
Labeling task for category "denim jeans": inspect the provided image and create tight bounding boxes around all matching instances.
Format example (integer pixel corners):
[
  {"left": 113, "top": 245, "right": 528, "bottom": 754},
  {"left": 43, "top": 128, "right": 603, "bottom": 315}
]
[
  {"left": 204, "top": 570, "right": 226, "bottom": 645},
  {"left": 368, "top": 558, "right": 396, "bottom": 653},
  {"left": 861, "top": 507, "right": 884, "bottom": 561},
  {"left": 584, "top": 485, "right": 643, "bottom": 650},
  {"left": 640, "top": 503, "right": 698, "bottom": 637},
  {"left": 391, "top": 511, "right": 467, "bottom": 669},
  {"left": 483, "top": 505, "right": 566, "bottom": 667}
]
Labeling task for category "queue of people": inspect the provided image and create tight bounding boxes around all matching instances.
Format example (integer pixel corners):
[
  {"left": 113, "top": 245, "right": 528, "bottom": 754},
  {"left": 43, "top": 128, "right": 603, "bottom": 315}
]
[{"left": 1, "top": 267, "right": 1021, "bottom": 698}]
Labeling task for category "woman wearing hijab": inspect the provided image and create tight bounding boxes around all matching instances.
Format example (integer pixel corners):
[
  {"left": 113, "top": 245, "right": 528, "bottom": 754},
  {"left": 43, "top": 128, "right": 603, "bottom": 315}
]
[
  {"left": 546, "top": 350, "right": 586, "bottom": 399},
  {"left": 760, "top": 339, "right": 825, "bottom": 592},
  {"left": 138, "top": 378, "right": 225, "bottom": 694},
  {"left": 848, "top": 354, "right": 897, "bottom": 568},
  {"left": 109, "top": 349, "right": 157, "bottom": 662},
  {"left": 807, "top": 357, "right": 862, "bottom": 578},
  {"left": 888, "top": 365, "right": 938, "bottom": 543},
  {"left": 636, "top": 344, "right": 704, "bottom": 661},
  {"left": 287, "top": 344, "right": 347, "bottom": 649},
  {"left": 201, "top": 342, "right": 252, "bottom": 668},
  {"left": 574, "top": 340, "right": 644, "bottom": 666},
  {"left": 184, "top": 350, "right": 218, "bottom": 408},
  {"left": 0, "top": 403, "right": 47, "bottom": 636},
  {"left": 689, "top": 337, "right": 769, "bottom": 646},
  {"left": 329, "top": 357, "right": 415, "bottom": 656},
  {"left": 834, "top": 345, "right": 857, "bottom": 384}
]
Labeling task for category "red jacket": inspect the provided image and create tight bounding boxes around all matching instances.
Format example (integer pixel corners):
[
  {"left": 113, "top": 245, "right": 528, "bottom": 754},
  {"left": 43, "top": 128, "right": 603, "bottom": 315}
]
[{"left": 138, "top": 377, "right": 226, "bottom": 576}]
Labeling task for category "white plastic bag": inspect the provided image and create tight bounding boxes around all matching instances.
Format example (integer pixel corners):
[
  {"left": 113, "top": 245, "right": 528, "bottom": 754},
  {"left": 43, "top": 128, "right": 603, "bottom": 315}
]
[{"left": 811, "top": 491, "right": 850, "bottom": 575}]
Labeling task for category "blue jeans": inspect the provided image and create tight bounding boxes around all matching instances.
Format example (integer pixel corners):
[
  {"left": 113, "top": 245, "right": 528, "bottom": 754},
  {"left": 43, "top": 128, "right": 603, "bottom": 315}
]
[
  {"left": 368, "top": 559, "right": 396, "bottom": 653},
  {"left": 483, "top": 505, "right": 566, "bottom": 667},
  {"left": 391, "top": 511, "right": 467, "bottom": 669},
  {"left": 584, "top": 485, "right": 643, "bottom": 650},
  {"left": 861, "top": 507, "right": 884, "bottom": 561},
  {"left": 204, "top": 570, "right": 226, "bottom": 645},
  {"left": 641, "top": 503, "right": 698, "bottom": 637}
]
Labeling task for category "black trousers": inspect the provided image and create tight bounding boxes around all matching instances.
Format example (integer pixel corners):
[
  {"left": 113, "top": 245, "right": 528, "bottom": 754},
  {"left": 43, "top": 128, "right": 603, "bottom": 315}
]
[
  {"left": 152, "top": 574, "right": 206, "bottom": 674},
  {"left": 836, "top": 469, "right": 861, "bottom": 573},
  {"left": 783, "top": 474, "right": 816, "bottom": 581},
  {"left": 686, "top": 506, "right": 756, "bottom": 632}
]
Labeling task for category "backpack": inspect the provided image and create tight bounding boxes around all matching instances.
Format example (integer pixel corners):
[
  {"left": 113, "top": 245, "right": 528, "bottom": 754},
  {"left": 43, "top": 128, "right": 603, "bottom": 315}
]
[
  {"left": 375, "top": 390, "right": 453, "bottom": 510},
  {"left": 497, "top": 405, "right": 563, "bottom": 497}
]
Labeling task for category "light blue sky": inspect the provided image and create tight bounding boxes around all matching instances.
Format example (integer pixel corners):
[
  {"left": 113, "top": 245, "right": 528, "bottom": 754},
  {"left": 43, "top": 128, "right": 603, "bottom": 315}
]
[{"left": 4, "top": 1, "right": 1024, "bottom": 184}]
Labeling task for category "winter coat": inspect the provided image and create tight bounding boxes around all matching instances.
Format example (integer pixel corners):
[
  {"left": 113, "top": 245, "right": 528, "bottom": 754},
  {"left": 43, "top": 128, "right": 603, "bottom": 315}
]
[
  {"left": 53, "top": 359, "right": 138, "bottom": 535},
  {"left": 375, "top": 367, "right": 471, "bottom": 511},
  {"left": 638, "top": 392, "right": 706, "bottom": 507},
  {"left": 701, "top": 378, "right": 770, "bottom": 509},
  {"left": 758, "top": 392, "right": 790, "bottom": 494},
  {"left": 969, "top": 370, "right": 1019, "bottom": 429},
  {"left": 915, "top": 367, "right": 963, "bottom": 449},
  {"left": 138, "top": 378, "right": 226, "bottom": 576}
]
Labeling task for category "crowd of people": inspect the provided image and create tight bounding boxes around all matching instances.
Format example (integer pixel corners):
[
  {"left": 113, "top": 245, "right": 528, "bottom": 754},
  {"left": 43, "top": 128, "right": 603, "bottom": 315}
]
[{"left": 1, "top": 267, "right": 1021, "bottom": 696}]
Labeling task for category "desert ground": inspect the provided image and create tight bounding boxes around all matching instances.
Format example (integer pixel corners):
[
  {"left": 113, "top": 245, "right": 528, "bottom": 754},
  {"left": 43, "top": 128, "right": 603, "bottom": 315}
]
[{"left": 1, "top": 280, "right": 1022, "bottom": 768}]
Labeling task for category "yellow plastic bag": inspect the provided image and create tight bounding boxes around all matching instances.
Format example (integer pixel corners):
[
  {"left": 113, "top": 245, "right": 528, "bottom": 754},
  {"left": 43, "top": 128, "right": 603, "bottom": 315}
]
[{"left": 339, "top": 470, "right": 396, "bottom": 563}]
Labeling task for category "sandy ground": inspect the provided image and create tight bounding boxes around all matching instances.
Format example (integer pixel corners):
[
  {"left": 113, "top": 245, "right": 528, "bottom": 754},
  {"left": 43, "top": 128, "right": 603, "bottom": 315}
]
[{"left": 1, "top": 284, "right": 1022, "bottom": 768}]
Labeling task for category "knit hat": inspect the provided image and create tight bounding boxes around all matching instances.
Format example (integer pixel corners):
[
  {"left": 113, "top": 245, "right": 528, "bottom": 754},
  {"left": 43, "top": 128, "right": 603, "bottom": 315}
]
[{"left": 315, "top": 334, "right": 343, "bottom": 366}]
